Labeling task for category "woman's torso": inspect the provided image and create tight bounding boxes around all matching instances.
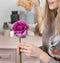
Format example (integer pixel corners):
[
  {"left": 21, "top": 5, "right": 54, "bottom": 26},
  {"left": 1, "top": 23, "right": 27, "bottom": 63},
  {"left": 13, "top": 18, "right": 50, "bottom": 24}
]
[
  {"left": 42, "top": 18, "right": 60, "bottom": 62},
  {"left": 42, "top": 20, "right": 55, "bottom": 51}
]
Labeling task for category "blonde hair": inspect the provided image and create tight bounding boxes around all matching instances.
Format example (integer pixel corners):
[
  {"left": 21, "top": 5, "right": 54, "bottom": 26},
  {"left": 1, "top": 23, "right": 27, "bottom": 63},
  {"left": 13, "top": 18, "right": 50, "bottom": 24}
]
[
  {"left": 45, "top": 0, "right": 60, "bottom": 35},
  {"left": 35, "top": 0, "right": 44, "bottom": 34}
]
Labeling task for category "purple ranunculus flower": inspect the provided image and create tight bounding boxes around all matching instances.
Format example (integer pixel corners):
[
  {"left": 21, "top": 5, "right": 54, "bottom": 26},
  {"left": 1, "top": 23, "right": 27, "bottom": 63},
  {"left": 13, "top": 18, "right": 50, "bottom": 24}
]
[{"left": 13, "top": 20, "right": 29, "bottom": 37}]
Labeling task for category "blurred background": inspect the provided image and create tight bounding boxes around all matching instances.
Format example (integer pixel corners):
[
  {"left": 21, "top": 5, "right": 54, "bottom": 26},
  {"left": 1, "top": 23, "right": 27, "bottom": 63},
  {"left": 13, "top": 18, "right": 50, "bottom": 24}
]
[{"left": 0, "top": 0, "right": 46, "bottom": 31}]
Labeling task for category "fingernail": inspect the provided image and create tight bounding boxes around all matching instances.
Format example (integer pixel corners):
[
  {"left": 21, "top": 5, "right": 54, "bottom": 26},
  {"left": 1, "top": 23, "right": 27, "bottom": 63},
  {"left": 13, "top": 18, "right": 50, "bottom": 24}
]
[{"left": 19, "top": 47, "right": 22, "bottom": 54}]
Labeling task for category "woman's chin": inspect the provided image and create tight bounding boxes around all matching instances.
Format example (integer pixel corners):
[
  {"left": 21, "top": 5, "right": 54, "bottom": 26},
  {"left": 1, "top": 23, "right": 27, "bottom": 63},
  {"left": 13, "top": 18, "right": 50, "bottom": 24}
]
[
  {"left": 49, "top": 6, "right": 57, "bottom": 10},
  {"left": 49, "top": 7, "right": 55, "bottom": 10}
]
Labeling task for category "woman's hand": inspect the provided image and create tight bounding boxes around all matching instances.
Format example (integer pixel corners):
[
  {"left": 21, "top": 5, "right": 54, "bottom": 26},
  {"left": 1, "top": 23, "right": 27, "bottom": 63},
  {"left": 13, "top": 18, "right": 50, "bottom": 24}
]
[
  {"left": 19, "top": 42, "right": 50, "bottom": 63},
  {"left": 19, "top": 42, "right": 41, "bottom": 58}
]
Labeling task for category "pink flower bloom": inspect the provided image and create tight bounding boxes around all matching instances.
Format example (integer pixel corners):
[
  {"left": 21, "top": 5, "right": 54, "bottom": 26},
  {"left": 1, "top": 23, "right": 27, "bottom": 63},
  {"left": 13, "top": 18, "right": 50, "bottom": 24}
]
[{"left": 13, "top": 20, "right": 29, "bottom": 37}]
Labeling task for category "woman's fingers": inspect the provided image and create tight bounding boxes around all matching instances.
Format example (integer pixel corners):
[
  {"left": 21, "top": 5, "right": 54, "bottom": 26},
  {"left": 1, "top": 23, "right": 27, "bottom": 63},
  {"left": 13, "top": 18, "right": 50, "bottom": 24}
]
[
  {"left": 20, "top": 48, "right": 33, "bottom": 57},
  {"left": 19, "top": 42, "right": 33, "bottom": 53},
  {"left": 19, "top": 42, "right": 32, "bottom": 49},
  {"left": 19, "top": 42, "right": 40, "bottom": 57},
  {"left": 19, "top": 42, "right": 29, "bottom": 47},
  {"left": 19, "top": 42, "right": 31, "bottom": 50},
  {"left": 20, "top": 49, "right": 29, "bottom": 53}
]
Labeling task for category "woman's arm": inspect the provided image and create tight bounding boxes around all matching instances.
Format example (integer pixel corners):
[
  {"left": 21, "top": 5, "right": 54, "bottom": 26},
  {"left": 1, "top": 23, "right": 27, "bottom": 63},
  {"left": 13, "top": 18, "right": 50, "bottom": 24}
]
[
  {"left": 19, "top": 24, "right": 59, "bottom": 63},
  {"left": 38, "top": 48, "right": 58, "bottom": 63},
  {"left": 41, "top": 25, "right": 59, "bottom": 63},
  {"left": 48, "top": 58, "right": 58, "bottom": 63},
  {"left": 19, "top": 42, "right": 58, "bottom": 63}
]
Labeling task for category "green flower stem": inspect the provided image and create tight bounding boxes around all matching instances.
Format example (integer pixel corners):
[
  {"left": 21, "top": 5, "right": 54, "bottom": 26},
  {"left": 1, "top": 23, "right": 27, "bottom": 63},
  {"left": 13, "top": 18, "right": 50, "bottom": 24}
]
[{"left": 19, "top": 38, "right": 22, "bottom": 63}]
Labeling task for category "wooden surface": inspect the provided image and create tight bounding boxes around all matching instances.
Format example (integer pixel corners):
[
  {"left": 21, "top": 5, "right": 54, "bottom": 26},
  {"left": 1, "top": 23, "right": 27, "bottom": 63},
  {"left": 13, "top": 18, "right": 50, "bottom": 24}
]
[{"left": 0, "top": 34, "right": 42, "bottom": 48}]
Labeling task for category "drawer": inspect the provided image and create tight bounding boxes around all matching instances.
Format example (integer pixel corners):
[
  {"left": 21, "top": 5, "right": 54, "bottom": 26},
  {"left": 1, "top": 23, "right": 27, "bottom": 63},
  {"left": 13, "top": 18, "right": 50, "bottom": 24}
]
[
  {"left": 16, "top": 53, "right": 40, "bottom": 63},
  {"left": 22, "top": 54, "right": 40, "bottom": 63},
  {"left": 0, "top": 49, "right": 17, "bottom": 63},
  {"left": 0, "top": 61, "right": 15, "bottom": 63}
]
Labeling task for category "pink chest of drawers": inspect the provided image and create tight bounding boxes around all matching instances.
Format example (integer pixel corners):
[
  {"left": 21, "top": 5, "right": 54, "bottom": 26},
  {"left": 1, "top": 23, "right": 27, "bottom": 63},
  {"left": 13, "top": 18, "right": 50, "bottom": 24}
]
[{"left": 0, "top": 35, "right": 42, "bottom": 63}]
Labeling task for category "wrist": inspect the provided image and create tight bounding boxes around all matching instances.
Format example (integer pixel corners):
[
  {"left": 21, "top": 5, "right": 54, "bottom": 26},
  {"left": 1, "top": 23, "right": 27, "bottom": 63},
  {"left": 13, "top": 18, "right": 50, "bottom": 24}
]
[{"left": 38, "top": 49, "right": 50, "bottom": 63}]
